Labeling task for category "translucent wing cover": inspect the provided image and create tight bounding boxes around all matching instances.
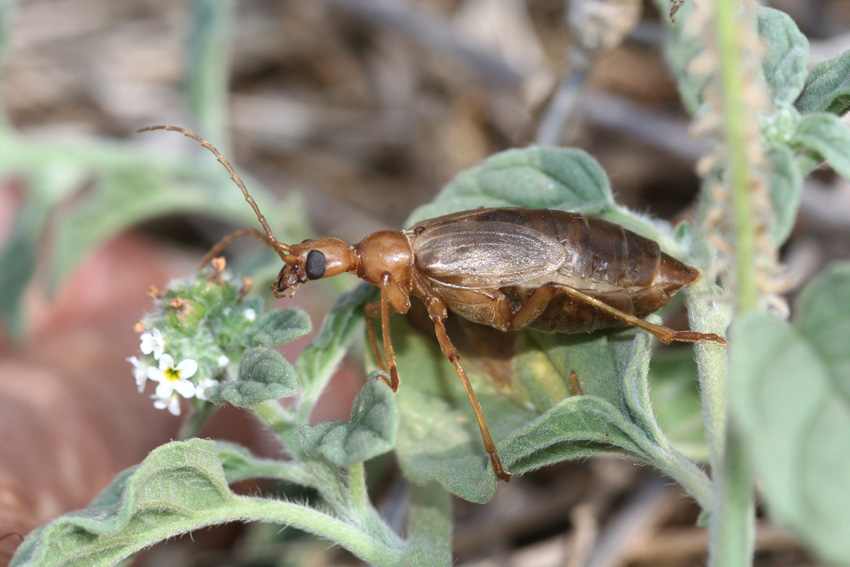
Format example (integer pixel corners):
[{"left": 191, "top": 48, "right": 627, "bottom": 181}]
[{"left": 412, "top": 221, "right": 566, "bottom": 289}]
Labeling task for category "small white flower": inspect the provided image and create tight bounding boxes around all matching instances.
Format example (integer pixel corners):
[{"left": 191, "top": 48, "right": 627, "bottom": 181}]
[
  {"left": 152, "top": 392, "right": 182, "bottom": 416},
  {"left": 126, "top": 356, "right": 151, "bottom": 392},
  {"left": 140, "top": 328, "right": 166, "bottom": 360},
  {"left": 194, "top": 378, "right": 219, "bottom": 401},
  {"left": 217, "top": 354, "right": 230, "bottom": 368},
  {"left": 243, "top": 308, "right": 256, "bottom": 322},
  {"left": 146, "top": 354, "right": 199, "bottom": 415}
]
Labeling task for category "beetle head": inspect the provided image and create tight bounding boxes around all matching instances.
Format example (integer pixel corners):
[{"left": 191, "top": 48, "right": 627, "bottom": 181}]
[{"left": 273, "top": 238, "right": 357, "bottom": 298}]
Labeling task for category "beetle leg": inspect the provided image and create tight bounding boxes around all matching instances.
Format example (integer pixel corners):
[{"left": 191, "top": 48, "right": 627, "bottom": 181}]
[
  {"left": 362, "top": 273, "right": 403, "bottom": 391},
  {"left": 511, "top": 282, "right": 727, "bottom": 345},
  {"left": 379, "top": 273, "right": 402, "bottom": 390},
  {"left": 363, "top": 302, "right": 388, "bottom": 375},
  {"left": 425, "top": 297, "right": 512, "bottom": 482}
]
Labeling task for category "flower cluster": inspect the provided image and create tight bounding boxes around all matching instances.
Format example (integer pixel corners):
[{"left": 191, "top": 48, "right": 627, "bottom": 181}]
[{"left": 127, "top": 260, "right": 261, "bottom": 416}]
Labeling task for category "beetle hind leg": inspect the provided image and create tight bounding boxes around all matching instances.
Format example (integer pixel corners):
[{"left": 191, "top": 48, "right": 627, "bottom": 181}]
[{"left": 510, "top": 282, "right": 727, "bottom": 346}]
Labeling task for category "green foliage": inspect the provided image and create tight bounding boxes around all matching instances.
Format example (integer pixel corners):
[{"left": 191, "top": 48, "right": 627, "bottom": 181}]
[
  {"left": 394, "top": 316, "right": 711, "bottom": 505},
  {"left": 301, "top": 373, "right": 398, "bottom": 467},
  {"left": 796, "top": 50, "right": 850, "bottom": 116},
  {"left": 245, "top": 308, "right": 313, "bottom": 347},
  {"left": 12, "top": 440, "right": 238, "bottom": 567},
  {"left": 0, "top": 0, "right": 306, "bottom": 340},
  {"left": 207, "top": 347, "right": 299, "bottom": 406},
  {"left": 730, "top": 263, "right": 850, "bottom": 566},
  {"left": 10, "top": 2, "right": 850, "bottom": 566}
]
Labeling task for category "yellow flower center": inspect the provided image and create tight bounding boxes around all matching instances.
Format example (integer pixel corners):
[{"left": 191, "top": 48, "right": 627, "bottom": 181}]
[{"left": 164, "top": 367, "right": 181, "bottom": 382}]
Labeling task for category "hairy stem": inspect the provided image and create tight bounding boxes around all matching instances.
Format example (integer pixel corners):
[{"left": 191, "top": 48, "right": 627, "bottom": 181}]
[{"left": 710, "top": 0, "right": 758, "bottom": 564}]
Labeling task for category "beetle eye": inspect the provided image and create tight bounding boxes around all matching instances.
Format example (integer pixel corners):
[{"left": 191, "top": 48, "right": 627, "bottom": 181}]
[{"left": 305, "top": 250, "right": 327, "bottom": 280}]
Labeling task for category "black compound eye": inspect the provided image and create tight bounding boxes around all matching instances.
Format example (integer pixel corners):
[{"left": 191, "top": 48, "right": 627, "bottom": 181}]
[{"left": 305, "top": 250, "right": 327, "bottom": 280}]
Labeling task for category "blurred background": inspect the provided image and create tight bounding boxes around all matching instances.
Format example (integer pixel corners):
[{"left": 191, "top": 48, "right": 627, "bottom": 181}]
[{"left": 0, "top": 0, "right": 848, "bottom": 565}]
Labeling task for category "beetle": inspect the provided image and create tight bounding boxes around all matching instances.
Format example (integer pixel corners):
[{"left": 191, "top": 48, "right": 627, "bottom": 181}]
[{"left": 139, "top": 125, "right": 726, "bottom": 482}]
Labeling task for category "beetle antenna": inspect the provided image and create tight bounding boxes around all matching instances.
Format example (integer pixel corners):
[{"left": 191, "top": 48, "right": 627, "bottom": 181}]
[
  {"left": 198, "top": 229, "right": 293, "bottom": 270},
  {"left": 137, "top": 125, "right": 292, "bottom": 261}
]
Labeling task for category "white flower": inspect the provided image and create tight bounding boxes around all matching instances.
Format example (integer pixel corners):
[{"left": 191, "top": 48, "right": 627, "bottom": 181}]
[
  {"left": 243, "top": 308, "right": 256, "bottom": 322},
  {"left": 126, "top": 356, "right": 151, "bottom": 392},
  {"left": 217, "top": 354, "right": 230, "bottom": 368},
  {"left": 194, "top": 378, "right": 219, "bottom": 401},
  {"left": 152, "top": 393, "right": 182, "bottom": 416},
  {"left": 146, "top": 353, "right": 199, "bottom": 416},
  {"left": 140, "top": 328, "right": 166, "bottom": 360}
]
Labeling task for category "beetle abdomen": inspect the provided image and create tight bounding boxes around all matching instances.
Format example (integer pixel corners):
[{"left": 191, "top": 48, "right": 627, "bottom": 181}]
[{"left": 408, "top": 207, "right": 701, "bottom": 334}]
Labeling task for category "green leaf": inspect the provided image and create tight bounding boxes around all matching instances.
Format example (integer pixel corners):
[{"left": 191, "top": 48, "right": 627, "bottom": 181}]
[
  {"left": 393, "top": 317, "right": 710, "bottom": 505},
  {"left": 730, "top": 263, "right": 850, "bottom": 565},
  {"left": 0, "top": 202, "right": 47, "bottom": 339},
  {"left": 796, "top": 50, "right": 850, "bottom": 116},
  {"left": 757, "top": 8, "right": 809, "bottom": 106},
  {"left": 216, "top": 440, "right": 312, "bottom": 485},
  {"left": 11, "top": 439, "right": 237, "bottom": 567},
  {"left": 246, "top": 307, "right": 312, "bottom": 347},
  {"left": 0, "top": 162, "right": 89, "bottom": 336},
  {"left": 792, "top": 112, "right": 850, "bottom": 180},
  {"left": 12, "top": 439, "right": 409, "bottom": 567},
  {"left": 407, "top": 147, "right": 613, "bottom": 224},
  {"left": 650, "top": 0, "right": 703, "bottom": 113},
  {"left": 207, "top": 346, "right": 298, "bottom": 407},
  {"left": 186, "top": 0, "right": 234, "bottom": 144},
  {"left": 301, "top": 374, "right": 398, "bottom": 467},
  {"left": 765, "top": 144, "right": 803, "bottom": 246},
  {"left": 648, "top": 349, "right": 708, "bottom": 462}
]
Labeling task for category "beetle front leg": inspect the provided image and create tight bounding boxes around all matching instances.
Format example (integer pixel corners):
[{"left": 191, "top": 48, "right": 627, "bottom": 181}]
[
  {"left": 363, "top": 273, "right": 404, "bottom": 391},
  {"left": 425, "top": 297, "right": 512, "bottom": 482}
]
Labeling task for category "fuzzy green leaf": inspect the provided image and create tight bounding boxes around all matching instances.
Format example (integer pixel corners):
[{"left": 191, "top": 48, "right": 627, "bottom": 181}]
[
  {"left": 393, "top": 317, "right": 709, "bottom": 505},
  {"left": 796, "top": 50, "right": 850, "bottom": 116},
  {"left": 766, "top": 144, "right": 803, "bottom": 245},
  {"left": 648, "top": 349, "right": 708, "bottom": 461},
  {"left": 758, "top": 8, "right": 809, "bottom": 105},
  {"left": 207, "top": 346, "right": 298, "bottom": 406},
  {"left": 246, "top": 307, "right": 312, "bottom": 347},
  {"left": 408, "top": 147, "right": 613, "bottom": 224},
  {"left": 11, "top": 439, "right": 236, "bottom": 567},
  {"left": 301, "top": 374, "right": 398, "bottom": 467},
  {"left": 792, "top": 112, "right": 850, "bottom": 180},
  {"left": 730, "top": 263, "right": 850, "bottom": 565},
  {"left": 216, "top": 440, "right": 312, "bottom": 485}
]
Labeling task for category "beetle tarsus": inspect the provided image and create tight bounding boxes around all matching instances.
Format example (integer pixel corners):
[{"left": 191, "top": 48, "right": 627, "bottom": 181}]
[
  {"left": 666, "top": 330, "right": 728, "bottom": 346},
  {"left": 388, "top": 366, "right": 400, "bottom": 392}
]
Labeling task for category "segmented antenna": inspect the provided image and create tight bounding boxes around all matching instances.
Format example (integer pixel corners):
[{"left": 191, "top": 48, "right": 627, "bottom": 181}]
[{"left": 137, "top": 125, "right": 292, "bottom": 264}]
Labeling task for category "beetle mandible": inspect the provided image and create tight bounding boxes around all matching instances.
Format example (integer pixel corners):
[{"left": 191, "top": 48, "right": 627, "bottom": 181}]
[{"left": 139, "top": 125, "right": 727, "bottom": 482}]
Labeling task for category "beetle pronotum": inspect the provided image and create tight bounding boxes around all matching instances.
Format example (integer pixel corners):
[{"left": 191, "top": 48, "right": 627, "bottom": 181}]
[{"left": 139, "top": 125, "right": 726, "bottom": 482}]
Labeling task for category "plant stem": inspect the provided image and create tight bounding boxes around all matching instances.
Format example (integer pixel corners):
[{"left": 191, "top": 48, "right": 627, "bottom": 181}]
[
  {"left": 252, "top": 399, "right": 295, "bottom": 442},
  {"left": 406, "top": 483, "right": 452, "bottom": 566},
  {"left": 715, "top": 0, "right": 758, "bottom": 313},
  {"left": 710, "top": 0, "right": 758, "bottom": 564}
]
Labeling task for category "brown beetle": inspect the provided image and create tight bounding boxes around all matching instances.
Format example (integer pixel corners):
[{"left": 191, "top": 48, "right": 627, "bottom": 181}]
[{"left": 139, "top": 126, "right": 726, "bottom": 482}]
